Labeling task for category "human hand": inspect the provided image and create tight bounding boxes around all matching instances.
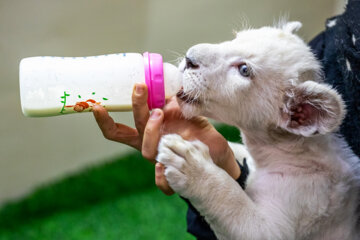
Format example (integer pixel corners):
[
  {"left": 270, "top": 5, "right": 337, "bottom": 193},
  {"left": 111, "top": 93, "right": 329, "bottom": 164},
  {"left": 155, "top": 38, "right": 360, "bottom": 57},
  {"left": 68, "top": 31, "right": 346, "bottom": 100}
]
[
  {"left": 92, "top": 83, "right": 161, "bottom": 162},
  {"left": 93, "top": 83, "right": 240, "bottom": 195}
]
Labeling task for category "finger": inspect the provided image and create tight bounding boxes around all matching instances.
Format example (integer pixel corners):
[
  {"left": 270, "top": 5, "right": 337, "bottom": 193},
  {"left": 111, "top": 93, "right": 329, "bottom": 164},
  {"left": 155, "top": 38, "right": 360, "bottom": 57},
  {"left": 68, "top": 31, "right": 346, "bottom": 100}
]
[
  {"left": 165, "top": 95, "right": 178, "bottom": 105},
  {"left": 141, "top": 109, "right": 164, "bottom": 161},
  {"left": 132, "top": 83, "right": 150, "bottom": 139},
  {"left": 92, "top": 104, "right": 117, "bottom": 135},
  {"left": 92, "top": 105, "right": 140, "bottom": 149},
  {"left": 155, "top": 163, "right": 175, "bottom": 196},
  {"left": 164, "top": 96, "right": 181, "bottom": 112}
]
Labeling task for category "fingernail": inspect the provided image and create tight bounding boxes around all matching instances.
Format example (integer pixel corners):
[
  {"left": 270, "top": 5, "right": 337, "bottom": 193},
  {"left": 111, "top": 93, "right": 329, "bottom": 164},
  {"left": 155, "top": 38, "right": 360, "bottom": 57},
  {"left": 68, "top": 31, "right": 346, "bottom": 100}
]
[
  {"left": 135, "top": 84, "right": 144, "bottom": 95},
  {"left": 156, "top": 164, "right": 162, "bottom": 175},
  {"left": 150, "top": 109, "right": 161, "bottom": 120}
]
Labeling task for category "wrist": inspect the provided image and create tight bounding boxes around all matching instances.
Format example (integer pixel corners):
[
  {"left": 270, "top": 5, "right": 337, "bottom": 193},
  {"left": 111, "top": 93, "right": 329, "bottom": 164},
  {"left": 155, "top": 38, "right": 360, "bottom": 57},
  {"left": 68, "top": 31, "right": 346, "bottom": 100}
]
[{"left": 217, "top": 147, "right": 241, "bottom": 180}]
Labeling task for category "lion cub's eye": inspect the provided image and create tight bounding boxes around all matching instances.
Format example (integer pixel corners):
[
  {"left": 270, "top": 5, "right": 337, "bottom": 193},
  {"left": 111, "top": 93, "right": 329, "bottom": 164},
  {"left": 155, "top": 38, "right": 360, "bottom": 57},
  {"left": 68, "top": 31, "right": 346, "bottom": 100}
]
[{"left": 238, "top": 64, "right": 251, "bottom": 77}]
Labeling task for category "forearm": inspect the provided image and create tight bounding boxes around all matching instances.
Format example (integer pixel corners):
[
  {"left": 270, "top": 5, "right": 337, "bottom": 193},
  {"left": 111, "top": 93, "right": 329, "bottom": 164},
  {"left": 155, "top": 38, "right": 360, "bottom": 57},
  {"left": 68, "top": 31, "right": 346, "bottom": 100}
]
[
  {"left": 187, "top": 165, "right": 262, "bottom": 240},
  {"left": 217, "top": 141, "right": 254, "bottom": 180},
  {"left": 189, "top": 166, "right": 292, "bottom": 240},
  {"left": 216, "top": 147, "right": 241, "bottom": 179}
]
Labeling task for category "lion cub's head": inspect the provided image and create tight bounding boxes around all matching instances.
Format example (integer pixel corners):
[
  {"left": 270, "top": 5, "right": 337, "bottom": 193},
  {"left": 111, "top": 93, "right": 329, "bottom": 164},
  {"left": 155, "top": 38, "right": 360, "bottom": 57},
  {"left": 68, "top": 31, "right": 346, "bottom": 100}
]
[{"left": 177, "top": 22, "right": 345, "bottom": 137}]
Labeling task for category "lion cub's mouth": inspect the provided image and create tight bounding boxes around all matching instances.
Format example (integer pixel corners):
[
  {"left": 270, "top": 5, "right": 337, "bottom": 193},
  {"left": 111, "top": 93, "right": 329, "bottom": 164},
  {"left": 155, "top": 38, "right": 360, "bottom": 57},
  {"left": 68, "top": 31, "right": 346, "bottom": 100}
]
[{"left": 176, "top": 88, "right": 201, "bottom": 105}]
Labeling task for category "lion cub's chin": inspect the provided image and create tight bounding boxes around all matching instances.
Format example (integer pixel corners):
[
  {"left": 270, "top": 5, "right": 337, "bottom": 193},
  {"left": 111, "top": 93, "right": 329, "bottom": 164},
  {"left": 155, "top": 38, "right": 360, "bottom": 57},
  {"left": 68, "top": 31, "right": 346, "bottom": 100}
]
[{"left": 177, "top": 98, "right": 204, "bottom": 119}]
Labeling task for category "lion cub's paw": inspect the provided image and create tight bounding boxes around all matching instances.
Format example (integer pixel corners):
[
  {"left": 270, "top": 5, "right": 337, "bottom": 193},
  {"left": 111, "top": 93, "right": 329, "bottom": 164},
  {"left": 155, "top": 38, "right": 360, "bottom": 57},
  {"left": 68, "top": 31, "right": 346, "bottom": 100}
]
[{"left": 156, "top": 134, "right": 213, "bottom": 197}]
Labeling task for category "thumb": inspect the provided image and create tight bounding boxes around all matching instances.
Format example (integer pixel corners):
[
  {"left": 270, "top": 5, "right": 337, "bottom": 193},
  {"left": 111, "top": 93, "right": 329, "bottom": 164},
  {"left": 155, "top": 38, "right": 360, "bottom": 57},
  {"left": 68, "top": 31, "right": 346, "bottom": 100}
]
[{"left": 141, "top": 109, "right": 164, "bottom": 160}]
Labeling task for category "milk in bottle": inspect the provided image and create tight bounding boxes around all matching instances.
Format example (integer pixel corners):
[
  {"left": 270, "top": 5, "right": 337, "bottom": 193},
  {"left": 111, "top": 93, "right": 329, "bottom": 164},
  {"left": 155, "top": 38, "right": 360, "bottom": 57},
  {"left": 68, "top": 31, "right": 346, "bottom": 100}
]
[{"left": 19, "top": 52, "right": 182, "bottom": 117}]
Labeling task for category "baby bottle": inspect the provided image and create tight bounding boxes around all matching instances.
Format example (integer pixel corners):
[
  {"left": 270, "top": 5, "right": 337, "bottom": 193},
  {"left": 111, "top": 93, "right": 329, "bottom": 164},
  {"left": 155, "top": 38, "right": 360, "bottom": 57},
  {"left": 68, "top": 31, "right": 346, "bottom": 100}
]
[{"left": 19, "top": 52, "right": 182, "bottom": 117}]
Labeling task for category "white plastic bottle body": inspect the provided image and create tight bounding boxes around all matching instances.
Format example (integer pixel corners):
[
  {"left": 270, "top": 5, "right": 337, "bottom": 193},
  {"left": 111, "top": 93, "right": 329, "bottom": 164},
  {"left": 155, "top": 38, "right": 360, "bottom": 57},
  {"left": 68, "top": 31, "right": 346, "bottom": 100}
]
[{"left": 19, "top": 53, "right": 180, "bottom": 117}]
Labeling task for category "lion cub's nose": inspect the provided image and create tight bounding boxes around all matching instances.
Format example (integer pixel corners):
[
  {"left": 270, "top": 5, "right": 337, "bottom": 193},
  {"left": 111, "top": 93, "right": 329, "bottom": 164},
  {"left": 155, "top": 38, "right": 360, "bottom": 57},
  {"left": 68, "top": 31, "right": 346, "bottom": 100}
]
[{"left": 185, "top": 57, "right": 200, "bottom": 69}]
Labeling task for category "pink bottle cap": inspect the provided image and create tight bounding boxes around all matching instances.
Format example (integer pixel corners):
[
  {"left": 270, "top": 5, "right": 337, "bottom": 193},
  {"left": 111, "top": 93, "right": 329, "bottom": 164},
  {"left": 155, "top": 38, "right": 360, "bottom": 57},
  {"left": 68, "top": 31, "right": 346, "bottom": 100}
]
[{"left": 143, "top": 52, "right": 165, "bottom": 110}]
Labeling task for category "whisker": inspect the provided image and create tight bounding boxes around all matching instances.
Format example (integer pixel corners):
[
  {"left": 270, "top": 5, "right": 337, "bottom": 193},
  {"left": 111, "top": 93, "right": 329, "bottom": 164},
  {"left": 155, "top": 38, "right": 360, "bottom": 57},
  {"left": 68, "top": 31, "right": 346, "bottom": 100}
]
[{"left": 166, "top": 50, "right": 185, "bottom": 65}]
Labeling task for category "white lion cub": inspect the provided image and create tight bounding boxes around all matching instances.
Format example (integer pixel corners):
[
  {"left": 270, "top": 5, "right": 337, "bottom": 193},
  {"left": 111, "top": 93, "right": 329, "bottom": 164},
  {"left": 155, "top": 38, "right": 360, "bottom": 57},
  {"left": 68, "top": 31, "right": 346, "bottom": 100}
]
[{"left": 156, "top": 22, "right": 360, "bottom": 240}]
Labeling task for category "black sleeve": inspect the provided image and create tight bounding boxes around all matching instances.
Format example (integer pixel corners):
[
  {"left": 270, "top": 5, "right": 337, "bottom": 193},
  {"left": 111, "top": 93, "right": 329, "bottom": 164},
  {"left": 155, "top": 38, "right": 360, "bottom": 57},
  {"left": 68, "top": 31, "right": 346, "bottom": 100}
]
[
  {"left": 183, "top": 159, "right": 249, "bottom": 240},
  {"left": 309, "top": 0, "right": 360, "bottom": 158}
]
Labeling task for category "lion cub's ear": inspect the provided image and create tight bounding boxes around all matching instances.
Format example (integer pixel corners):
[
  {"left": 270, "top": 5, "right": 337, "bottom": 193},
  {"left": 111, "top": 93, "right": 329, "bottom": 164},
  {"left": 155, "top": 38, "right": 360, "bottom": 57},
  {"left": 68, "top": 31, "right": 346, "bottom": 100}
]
[
  {"left": 282, "top": 21, "right": 302, "bottom": 33},
  {"left": 279, "top": 81, "right": 345, "bottom": 137}
]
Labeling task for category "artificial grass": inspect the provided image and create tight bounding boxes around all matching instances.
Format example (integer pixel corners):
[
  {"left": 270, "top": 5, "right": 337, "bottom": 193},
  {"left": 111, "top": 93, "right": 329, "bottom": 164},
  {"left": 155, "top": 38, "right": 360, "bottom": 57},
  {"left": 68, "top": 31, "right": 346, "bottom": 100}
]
[
  {"left": 0, "top": 189, "right": 193, "bottom": 240},
  {"left": 0, "top": 152, "right": 193, "bottom": 240},
  {"left": 0, "top": 124, "right": 240, "bottom": 239}
]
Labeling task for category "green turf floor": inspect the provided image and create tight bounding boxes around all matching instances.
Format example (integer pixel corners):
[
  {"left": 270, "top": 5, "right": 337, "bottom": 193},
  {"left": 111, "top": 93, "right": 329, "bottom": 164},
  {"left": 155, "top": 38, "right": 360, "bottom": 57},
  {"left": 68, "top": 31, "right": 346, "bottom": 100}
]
[
  {"left": 0, "top": 189, "right": 193, "bottom": 240},
  {"left": 0, "top": 124, "right": 240, "bottom": 239}
]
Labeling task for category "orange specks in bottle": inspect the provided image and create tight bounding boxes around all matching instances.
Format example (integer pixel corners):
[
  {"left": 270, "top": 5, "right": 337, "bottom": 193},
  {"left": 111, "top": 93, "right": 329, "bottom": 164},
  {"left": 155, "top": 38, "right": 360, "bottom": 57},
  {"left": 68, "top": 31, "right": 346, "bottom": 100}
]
[
  {"left": 74, "top": 101, "right": 89, "bottom": 112},
  {"left": 71, "top": 99, "right": 101, "bottom": 112},
  {"left": 86, "top": 99, "right": 97, "bottom": 104},
  {"left": 63, "top": 97, "right": 102, "bottom": 113}
]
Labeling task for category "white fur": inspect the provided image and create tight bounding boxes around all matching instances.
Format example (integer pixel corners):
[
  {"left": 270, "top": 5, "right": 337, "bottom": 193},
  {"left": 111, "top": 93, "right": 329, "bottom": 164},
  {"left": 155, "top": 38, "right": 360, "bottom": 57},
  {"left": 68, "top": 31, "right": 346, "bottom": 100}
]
[{"left": 157, "top": 22, "right": 360, "bottom": 240}]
